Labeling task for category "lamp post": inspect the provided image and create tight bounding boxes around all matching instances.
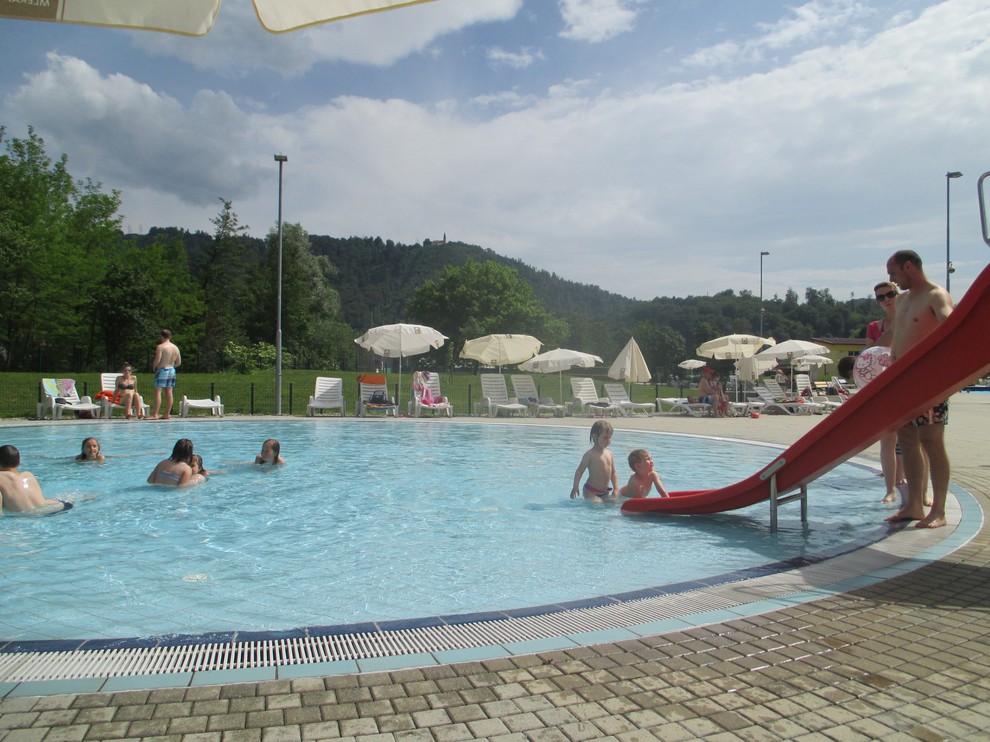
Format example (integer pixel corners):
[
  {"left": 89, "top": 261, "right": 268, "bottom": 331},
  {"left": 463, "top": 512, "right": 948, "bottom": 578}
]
[
  {"left": 759, "top": 251, "right": 770, "bottom": 337},
  {"left": 274, "top": 153, "right": 287, "bottom": 415},
  {"left": 946, "top": 171, "right": 962, "bottom": 292}
]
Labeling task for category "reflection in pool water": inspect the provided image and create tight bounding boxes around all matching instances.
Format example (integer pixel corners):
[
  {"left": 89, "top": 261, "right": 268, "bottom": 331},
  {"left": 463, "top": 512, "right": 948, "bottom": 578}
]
[{"left": 0, "top": 420, "right": 885, "bottom": 642}]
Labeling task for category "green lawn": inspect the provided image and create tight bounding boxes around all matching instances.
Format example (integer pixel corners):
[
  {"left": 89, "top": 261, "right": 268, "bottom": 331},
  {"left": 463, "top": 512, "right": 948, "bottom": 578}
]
[{"left": 0, "top": 370, "right": 677, "bottom": 419}]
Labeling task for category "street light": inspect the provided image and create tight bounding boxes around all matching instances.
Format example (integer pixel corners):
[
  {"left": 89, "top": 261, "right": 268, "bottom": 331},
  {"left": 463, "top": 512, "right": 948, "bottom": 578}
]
[
  {"left": 759, "top": 251, "right": 770, "bottom": 337},
  {"left": 946, "top": 171, "right": 962, "bottom": 292},
  {"left": 274, "top": 153, "right": 287, "bottom": 415}
]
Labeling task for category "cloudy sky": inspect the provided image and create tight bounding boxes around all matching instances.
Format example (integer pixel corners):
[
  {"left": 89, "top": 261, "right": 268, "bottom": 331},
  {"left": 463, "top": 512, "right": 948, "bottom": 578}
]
[{"left": 2, "top": 0, "right": 988, "bottom": 303}]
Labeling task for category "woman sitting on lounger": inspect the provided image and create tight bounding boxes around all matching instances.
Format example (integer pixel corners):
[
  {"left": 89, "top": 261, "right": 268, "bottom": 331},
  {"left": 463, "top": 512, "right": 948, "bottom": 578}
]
[{"left": 115, "top": 362, "right": 143, "bottom": 419}]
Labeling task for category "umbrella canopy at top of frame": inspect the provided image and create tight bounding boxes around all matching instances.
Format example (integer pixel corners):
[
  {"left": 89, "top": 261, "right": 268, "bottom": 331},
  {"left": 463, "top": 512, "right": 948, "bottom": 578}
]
[
  {"left": 0, "top": 0, "right": 436, "bottom": 36},
  {"left": 608, "top": 337, "right": 651, "bottom": 384},
  {"left": 460, "top": 334, "right": 542, "bottom": 368},
  {"left": 696, "top": 334, "right": 775, "bottom": 360}
]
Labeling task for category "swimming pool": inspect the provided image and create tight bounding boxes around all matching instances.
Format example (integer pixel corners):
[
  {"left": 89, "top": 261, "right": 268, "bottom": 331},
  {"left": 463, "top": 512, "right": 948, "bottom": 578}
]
[{"left": 1, "top": 420, "right": 886, "bottom": 643}]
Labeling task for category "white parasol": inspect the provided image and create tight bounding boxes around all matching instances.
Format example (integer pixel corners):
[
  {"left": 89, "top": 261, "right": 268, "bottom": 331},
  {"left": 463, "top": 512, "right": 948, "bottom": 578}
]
[
  {"left": 460, "top": 334, "right": 542, "bottom": 371},
  {"left": 755, "top": 340, "right": 830, "bottom": 388},
  {"left": 608, "top": 337, "right": 651, "bottom": 389},
  {"left": 0, "top": 0, "right": 433, "bottom": 35},
  {"left": 355, "top": 323, "right": 447, "bottom": 399},
  {"left": 520, "top": 348, "right": 603, "bottom": 401},
  {"left": 696, "top": 334, "right": 775, "bottom": 360}
]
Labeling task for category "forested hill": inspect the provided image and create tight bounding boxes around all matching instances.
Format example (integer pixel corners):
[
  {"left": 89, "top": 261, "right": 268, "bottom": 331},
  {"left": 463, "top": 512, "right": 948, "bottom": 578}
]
[
  {"left": 307, "top": 236, "right": 637, "bottom": 332},
  {"left": 139, "top": 228, "right": 637, "bottom": 333}
]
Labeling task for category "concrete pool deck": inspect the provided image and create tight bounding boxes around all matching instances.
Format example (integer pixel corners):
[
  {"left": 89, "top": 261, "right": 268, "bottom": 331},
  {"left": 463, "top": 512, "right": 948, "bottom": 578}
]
[{"left": 1, "top": 392, "right": 989, "bottom": 740}]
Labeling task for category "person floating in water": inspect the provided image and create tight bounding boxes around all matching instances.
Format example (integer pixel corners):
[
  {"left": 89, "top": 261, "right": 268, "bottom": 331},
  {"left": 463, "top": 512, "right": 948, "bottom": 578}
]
[
  {"left": 255, "top": 439, "right": 285, "bottom": 465},
  {"left": 1, "top": 444, "right": 70, "bottom": 514},
  {"left": 569, "top": 421, "right": 618, "bottom": 503},
  {"left": 147, "top": 438, "right": 196, "bottom": 487},
  {"left": 75, "top": 437, "right": 105, "bottom": 463},
  {"left": 619, "top": 449, "right": 669, "bottom": 498}
]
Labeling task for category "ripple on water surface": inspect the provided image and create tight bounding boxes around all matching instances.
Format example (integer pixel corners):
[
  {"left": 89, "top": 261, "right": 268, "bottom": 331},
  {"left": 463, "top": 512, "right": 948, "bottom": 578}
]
[{"left": 0, "top": 420, "right": 886, "bottom": 641}]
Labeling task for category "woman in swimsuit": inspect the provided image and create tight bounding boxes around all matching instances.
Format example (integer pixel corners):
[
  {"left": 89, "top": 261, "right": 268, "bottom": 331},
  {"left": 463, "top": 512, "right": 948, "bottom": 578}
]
[
  {"left": 867, "top": 281, "right": 907, "bottom": 504},
  {"left": 147, "top": 438, "right": 195, "bottom": 486},
  {"left": 115, "top": 362, "right": 144, "bottom": 420}
]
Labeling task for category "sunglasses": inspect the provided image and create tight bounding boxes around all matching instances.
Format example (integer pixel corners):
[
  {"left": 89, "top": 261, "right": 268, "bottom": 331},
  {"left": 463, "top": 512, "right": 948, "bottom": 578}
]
[{"left": 875, "top": 290, "right": 897, "bottom": 302}]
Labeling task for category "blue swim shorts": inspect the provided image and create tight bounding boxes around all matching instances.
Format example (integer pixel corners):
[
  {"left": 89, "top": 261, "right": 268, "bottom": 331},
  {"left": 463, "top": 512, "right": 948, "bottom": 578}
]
[{"left": 155, "top": 367, "right": 176, "bottom": 388}]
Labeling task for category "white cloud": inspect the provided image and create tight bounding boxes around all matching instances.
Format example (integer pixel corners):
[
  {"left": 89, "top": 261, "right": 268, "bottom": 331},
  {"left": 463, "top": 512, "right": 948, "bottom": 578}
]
[
  {"left": 684, "top": 0, "right": 874, "bottom": 69},
  {"left": 486, "top": 46, "right": 544, "bottom": 69},
  {"left": 9, "top": 53, "right": 267, "bottom": 204},
  {"left": 5, "top": 1, "right": 989, "bottom": 303},
  {"left": 557, "top": 0, "right": 643, "bottom": 43}
]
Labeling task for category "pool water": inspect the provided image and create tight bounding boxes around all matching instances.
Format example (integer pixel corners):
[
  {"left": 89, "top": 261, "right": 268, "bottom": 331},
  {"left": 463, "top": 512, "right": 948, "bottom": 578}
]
[{"left": 1, "top": 420, "right": 885, "bottom": 642}]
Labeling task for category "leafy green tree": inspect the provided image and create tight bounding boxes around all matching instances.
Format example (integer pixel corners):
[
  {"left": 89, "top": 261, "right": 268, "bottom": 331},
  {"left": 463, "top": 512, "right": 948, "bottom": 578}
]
[
  {"left": 633, "top": 321, "right": 685, "bottom": 379},
  {"left": 0, "top": 126, "right": 122, "bottom": 370},
  {"left": 249, "top": 223, "right": 351, "bottom": 370},
  {"left": 408, "top": 260, "right": 568, "bottom": 366},
  {"left": 197, "top": 199, "right": 256, "bottom": 370}
]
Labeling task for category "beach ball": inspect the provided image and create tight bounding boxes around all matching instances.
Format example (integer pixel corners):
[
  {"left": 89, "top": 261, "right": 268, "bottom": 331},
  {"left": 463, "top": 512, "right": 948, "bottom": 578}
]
[{"left": 853, "top": 345, "right": 892, "bottom": 388}]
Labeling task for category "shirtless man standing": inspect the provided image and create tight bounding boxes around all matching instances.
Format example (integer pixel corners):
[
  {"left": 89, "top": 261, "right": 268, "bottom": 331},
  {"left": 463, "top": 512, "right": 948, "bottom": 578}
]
[
  {"left": 886, "top": 250, "right": 954, "bottom": 528},
  {"left": 0, "top": 445, "right": 66, "bottom": 514},
  {"left": 151, "top": 328, "right": 182, "bottom": 420}
]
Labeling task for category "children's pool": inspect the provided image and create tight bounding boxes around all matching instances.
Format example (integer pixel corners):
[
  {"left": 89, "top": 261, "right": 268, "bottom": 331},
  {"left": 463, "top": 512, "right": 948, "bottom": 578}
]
[{"left": 1, "top": 420, "right": 886, "bottom": 643}]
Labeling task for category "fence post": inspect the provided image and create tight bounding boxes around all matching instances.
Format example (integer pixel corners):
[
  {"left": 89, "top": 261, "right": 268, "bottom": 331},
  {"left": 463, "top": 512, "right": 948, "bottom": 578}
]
[
  {"left": 468, "top": 384, "right": 472, "bottom": 416},
  {"left": 250, "top": 383, "right": 255, "bottom": 415},
  {"left": 289, "top": 382, "right": 293, "bottom": 416}
]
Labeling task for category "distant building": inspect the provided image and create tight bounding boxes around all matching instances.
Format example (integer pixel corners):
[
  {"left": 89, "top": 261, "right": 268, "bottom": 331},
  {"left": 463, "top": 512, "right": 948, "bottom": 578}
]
[
  {"left": 424, "top": 233, "right": 447, "bottom": 246},
  {"left": 814, "top": 337, "right": 867, "bottom": 360}
]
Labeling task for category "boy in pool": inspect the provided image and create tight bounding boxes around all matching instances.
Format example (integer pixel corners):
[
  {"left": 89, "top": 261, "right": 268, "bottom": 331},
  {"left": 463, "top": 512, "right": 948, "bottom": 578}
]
[
  {"left": 255, "top": 439, "right": 285, "bottom": 465},
  {"left": 570, "top": 421, "right": 619, "bottom": 503},
  {"left": 191, "top": 454, "right": 208, "bottom": 477},
  {"left": 619, "top": 449, "right": 669, "bottom": 498},
  {"left": 0, "top": 444, "right": 70, "bottom": 514},
  {"left": 75, "top": 437, "right": 105, "bottom": 463}
]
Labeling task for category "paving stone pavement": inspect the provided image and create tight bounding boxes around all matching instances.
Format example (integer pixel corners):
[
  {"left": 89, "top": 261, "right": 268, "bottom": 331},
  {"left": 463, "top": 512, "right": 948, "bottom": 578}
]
[{"left": 2, "top": 395, "right": 989, "bottom": 741}]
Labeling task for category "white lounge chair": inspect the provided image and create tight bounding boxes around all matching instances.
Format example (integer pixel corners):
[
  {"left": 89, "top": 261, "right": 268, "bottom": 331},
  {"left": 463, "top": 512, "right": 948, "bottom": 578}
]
[
  {"left": 180, "top": 395, "right": 224, "bottom": 417},
  {"left": 570, "top": 378, "right": 620, "bottom": 417},
  {"left": 656, "top": 397, "right": 712, "bottom": 417},
  {"left": 37, "top": 378, "right": 102, "bottom": 420},
  {"left": 602, "top": 383, "right": 654, "bottom": 417},
  {"left": 306, "top": 377, "right": 345, "bottom": 416},
  {"left": 409, "top": 372, "right": 453, "bottom": 417},
  {"left": 99, "top": 372, "right": 149, "bottom": 419},
  {"left": 753, "top": 386, "right": 823, "bottom": 415},
  {"left": 511, "top": 375, "right": 566, "bottom": 417},
  {"left": 479, "top": 375, "right": 527, "bottom": 417},
  {"left": 357, "top": 375, "right": 397, "bottom": 417}
]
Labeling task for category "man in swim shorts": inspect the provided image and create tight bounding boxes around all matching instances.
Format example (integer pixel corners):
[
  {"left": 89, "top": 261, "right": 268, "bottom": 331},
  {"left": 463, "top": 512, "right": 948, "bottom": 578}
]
[
  {"left": 151, "top": 328, "right": 182, "bottom": 420},
  {"left": 885, "top": 250, "right": 953, "bottom": 528},
  {"left": 0, "top": 444, "right": 68, "bottom": 514}
]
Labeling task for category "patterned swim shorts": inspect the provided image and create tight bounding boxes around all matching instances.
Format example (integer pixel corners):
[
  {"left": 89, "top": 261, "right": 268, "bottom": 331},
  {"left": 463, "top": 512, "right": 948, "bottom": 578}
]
[
  {"left": 155, "top": 367, "right": 176, "bottom": 388},
  {"left": 910, "top": 399, "right": 948, "bottom": 427}
]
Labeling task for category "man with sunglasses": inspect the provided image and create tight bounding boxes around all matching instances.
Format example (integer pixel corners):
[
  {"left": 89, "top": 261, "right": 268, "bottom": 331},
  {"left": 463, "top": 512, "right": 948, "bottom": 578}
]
[{"left": 885, "top": 250, "right": 954, "bottom": 528}]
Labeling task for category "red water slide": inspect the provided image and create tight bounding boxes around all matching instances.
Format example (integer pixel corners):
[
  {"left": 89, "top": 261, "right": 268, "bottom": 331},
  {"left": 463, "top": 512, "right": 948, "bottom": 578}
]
[{"left": 622, "top": 260, "right": 990, "bottom": 516}]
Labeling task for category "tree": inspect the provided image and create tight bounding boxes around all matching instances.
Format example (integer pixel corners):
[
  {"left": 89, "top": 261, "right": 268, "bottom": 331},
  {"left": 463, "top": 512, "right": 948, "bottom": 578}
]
[
  {"left": 196, "top": 199, "right": 256, "bottom": 370},
  {"left": 0, "top": 126, "right": 121, "bottom": 370},
  {"left": 249, "top": 223, "right": 351, "bottom": 369},
  {"left": 407, "top": 260, "right": 568, "bottom": 367},
  {"left": 633, "top": 321, "right": 685, "bottom": 379}
]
